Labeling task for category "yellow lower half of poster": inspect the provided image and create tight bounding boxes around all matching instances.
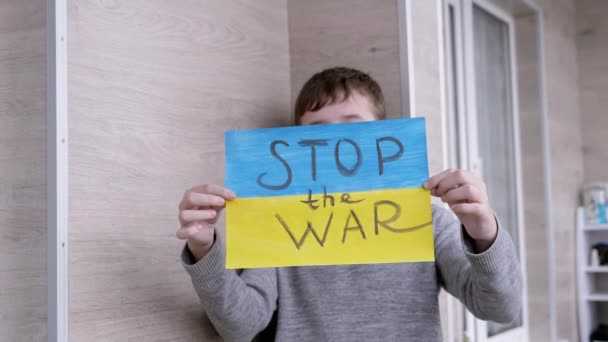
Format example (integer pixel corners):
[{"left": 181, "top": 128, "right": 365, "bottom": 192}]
[{"left": 226, "top": 188, "right": 434, "bottom": 269}]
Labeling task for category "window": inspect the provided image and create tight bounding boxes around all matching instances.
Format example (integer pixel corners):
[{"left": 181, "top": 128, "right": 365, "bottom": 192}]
[{"left": 443, "top": 0, "right": 527, "bottom": 341}]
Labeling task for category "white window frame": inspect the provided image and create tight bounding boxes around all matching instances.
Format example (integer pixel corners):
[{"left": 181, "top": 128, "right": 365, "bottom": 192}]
[
  {"left": 47, "top": 0, "right": 69, "bottom": 341},
  {"left": 465, "top": 3, "right": 528, "bottom": 341},
  {"left": 441, "top": 0, "right": 531, "bottom": 341},
  {"left": 441, "top": 2, "right": 471, "bottom": 341}
]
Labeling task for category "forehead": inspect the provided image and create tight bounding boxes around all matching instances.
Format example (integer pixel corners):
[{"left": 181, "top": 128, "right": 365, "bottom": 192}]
[
  {"left": 316, "top": 91, "right": 375, "bottom": 113},
  {"left": 299, "top": 92, "right": 377, "bottom": 125}
]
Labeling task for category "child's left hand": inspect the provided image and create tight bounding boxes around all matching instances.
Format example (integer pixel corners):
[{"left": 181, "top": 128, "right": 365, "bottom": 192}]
[{"left": 423, "top": 169, "right": 498, "bottom": 252}]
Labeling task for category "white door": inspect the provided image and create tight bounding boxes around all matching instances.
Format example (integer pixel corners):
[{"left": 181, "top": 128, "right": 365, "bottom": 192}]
[{"left": 442, "top": 0, "right": 529, "bottom": 341}]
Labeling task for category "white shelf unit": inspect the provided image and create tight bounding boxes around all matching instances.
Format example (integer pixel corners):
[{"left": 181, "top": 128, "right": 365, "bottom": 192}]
[{"left": 577, "top": 207, "right": 608, "bottom": 342}]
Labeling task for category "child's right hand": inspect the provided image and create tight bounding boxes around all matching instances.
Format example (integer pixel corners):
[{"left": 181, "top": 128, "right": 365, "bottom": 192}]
[{"left": 176, "top": 184, "right": 236, "bottom": 261}]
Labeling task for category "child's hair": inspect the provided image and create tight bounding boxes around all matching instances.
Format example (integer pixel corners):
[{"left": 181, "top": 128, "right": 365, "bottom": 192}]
[{"left": 294, "top": 67, "right": 386, "bottom": 124}]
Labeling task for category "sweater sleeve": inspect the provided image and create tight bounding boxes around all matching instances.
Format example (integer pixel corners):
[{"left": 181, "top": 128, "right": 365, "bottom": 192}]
[
  {"left": 433, "top": 205, "right": 523, "bottom": 323},
  {"left": 182, "top": 236, "right": 278, "bottom": 342}
]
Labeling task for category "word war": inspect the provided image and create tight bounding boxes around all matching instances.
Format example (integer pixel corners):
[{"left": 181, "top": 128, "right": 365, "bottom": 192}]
[{"left": 276, "top": 188, "right": 432, "bottom": 249}]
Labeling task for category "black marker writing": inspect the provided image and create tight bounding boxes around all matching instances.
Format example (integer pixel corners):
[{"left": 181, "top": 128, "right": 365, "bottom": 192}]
[
  {"left": 300, "top": 189, "right": 320, "bottom": 209},
  {"left": 376, "top": 137, "right": 404, "bottom": 176},
  {"left": 275, "top": 212, "right": 333, "bottom": 250},
  {"left": 257, "top": 140, "right": 292, "bottom": 190},
  {"left": 298, "top": 139, "right": 329, "bottom": 181},
  {"left": 334, "top": 138, "right": 362, "bottom": 176},
  {"left": 373, "top": 200, "right": 432, "bottom": 234},
  {"left": 340, "top": 192, "right": 364, "bottom": 204},
  {"left": 300, "top": 188, "right": 365, "bottom": 210},
  {"left": 322, "top": 186, "right": 334, "bottom": 208},
  {"left": 341, "top": 209, "right": 366, "bottom": 243}
]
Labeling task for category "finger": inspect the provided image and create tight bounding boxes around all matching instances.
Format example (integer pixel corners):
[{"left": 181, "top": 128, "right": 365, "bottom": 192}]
[
  {"left": 180, "top": 192, "right": 226, "bottom": 210},
  {"left": 450, "top": 202, "right": 483, "bottom": 216},
  {"left": 179, "top": 209, "right": 217, "bottom": 224},
  {"left": 176, "top": 222, "right": 209, "bottom": 240},
  {"left": 430, "top": 188, "right": 441, "bottom": 197},
  {"left": 423, "top": 169, "right": 457, "bottom": 190},
  {"left": 435, "top": 170, "right": 478, "bottom": 196},
  {"left": 190, "top": 184, "right": 236, "bottom": 200},
  {"left": 207, "top": 206, "right": 226, "bottom": 225},
  {"left": 440, "top": 184, "right": 483, "bottom": 204}
]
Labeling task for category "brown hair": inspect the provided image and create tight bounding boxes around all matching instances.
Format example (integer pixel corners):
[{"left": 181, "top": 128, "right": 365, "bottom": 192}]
[{"left": 294, "top": 67, "right": 386, "bottom": 124}]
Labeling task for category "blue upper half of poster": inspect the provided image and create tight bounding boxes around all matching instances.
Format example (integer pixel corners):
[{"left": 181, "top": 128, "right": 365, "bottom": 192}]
[{"left": 225, "top": 117, "right": 429, "bottom": 198}]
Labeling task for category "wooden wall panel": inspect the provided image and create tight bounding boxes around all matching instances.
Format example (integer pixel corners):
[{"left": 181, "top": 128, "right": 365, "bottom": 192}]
[
  {"left": 287, "top": 0, "right": 402, "bottom": 120},
  {"left": 0, "top": 1, "right": 47, "bottom": 341},
  {"left": 499, "top": 1, "right": 584, "bottom": 340},
  {"left": 538, "top": 0, "right": 584, "bottom": 340},
  {"left": 407, "top": 0, "right": 444, "bottom": 176},
  {"left": 578, "top": 0, "right": 608, "bottom": 329},
  {"left": 578, "top": 0, "right": 608, "bottom": 182},
  {"left": 481, "top": 1, "right": 585, "bottom": 340},
  {"left": 515, "top": 13, "right": 551, "bottom": 342},
  {"left": 67, "top": 0, "right": 290, "bottom": 340},
  {"left": 494, "top": 1, "right": 585, "bottom": 340}
]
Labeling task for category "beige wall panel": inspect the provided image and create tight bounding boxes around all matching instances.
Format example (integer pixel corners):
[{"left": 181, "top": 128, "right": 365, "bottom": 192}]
[
  {"left": 67, "top": 0, "right": 290, "bottom": 340},
  {"left": 515, "top": 13, "right": 551, "bottom": 342},
  {"left": 578, "top": 0, "right": 608, "bottom": 329},
  {"left": 578, "top": 0, "right": 608, "bottom": 182},
  {"left": 486, "top": 1, "right": 586, "bottom": 340},
  {"left": 408, "top": 0, "right": 444, "bottom": 177},
  {"left": 536, "top": 0, "right": 584, "bottom": 340},
  {"left": 287, "top": 0, "right": 402, "bottom": 120},
  {"left": 0, "top": 1, "right": 47, "bottom": 341}
]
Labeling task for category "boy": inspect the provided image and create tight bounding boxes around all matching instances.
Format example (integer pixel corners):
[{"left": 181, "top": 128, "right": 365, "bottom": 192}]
[{"left": 176, "top": 67, "right": 522, "bottom": 341}]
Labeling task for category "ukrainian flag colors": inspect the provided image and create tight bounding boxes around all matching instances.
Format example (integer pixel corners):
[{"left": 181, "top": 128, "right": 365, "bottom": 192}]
[{"left": 224, "top": 117, "right": 434, "bottom": 269}]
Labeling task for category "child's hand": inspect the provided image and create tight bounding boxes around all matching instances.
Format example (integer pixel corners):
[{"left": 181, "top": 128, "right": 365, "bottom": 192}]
[
  {"left": 423, "top": 169, "right": 498, "bottom": 252},
  {"left": 176, "top": 184, "right": 236, "bottom": 261}
]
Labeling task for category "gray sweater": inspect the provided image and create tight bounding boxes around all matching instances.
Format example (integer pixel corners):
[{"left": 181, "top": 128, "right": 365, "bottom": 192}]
[{"left": 182, "top": 205, "right": 522, "bottom": 341}]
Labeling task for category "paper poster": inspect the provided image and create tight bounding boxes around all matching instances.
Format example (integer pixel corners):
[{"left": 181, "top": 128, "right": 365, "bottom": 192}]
[{"left": 224, "top": 117, "right": 434, "bottom": 269}]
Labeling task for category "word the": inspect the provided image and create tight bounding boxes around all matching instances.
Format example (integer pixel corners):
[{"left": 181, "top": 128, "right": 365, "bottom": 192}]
[{"left": 299, "top": 186, "right": 365, "bottom": 210}]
